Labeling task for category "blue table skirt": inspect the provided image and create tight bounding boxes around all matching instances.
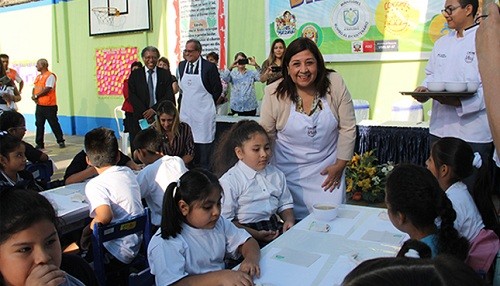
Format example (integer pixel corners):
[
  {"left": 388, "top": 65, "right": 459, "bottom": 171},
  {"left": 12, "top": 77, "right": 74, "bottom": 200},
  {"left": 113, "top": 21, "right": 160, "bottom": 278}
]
[
  {"left": 215, "top": 121, "right": 430, "bottom": 166},
  {"left": 356, "top": 125, "right": 430, "bottom": 166}
]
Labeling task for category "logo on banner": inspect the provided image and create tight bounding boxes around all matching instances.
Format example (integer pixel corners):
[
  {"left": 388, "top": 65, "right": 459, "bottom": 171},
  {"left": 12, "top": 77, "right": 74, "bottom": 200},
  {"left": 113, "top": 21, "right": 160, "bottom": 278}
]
[{"left": 331, "top": 0, "right": 370, "bottom": 40}]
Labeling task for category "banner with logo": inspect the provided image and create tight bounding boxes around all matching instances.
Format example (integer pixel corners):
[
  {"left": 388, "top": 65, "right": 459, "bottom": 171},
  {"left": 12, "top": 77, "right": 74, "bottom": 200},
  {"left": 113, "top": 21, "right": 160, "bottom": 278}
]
[
  {"left": 267, "top": 0, "right": 448, "bottom": 62},
  {"left": 167, "top": 0, "right": 227, "bottom": 69}
]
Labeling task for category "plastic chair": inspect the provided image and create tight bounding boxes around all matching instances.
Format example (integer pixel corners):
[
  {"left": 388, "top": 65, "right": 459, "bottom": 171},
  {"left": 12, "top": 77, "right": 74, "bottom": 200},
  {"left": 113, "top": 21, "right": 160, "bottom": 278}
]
[
  {"left": 352, "top": 99, "right": 370, "bottom": 123},
  {"left": 216, "top": 101, "right": 229, "bottom": 115},
  {"left": 113, "top": 105, "right": 129, "bottom": 155},
  {"left": 391, "top": 99, "right": 423, "bottom": 122},
  {"left": 91, "top": 208, "right": 152, "bottom": 286},
  {"left": 129, "top": 267, "right": 155, "bottom": 286}
]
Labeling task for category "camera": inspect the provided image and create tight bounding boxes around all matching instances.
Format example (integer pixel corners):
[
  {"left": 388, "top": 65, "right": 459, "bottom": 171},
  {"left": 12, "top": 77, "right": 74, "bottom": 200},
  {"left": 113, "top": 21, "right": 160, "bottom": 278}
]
[
  {"left": 237, "top": 58, "right": 249, "bottom": 65},
  {"left": 271, "top": 66, "right": 282, "bottom": 72}
]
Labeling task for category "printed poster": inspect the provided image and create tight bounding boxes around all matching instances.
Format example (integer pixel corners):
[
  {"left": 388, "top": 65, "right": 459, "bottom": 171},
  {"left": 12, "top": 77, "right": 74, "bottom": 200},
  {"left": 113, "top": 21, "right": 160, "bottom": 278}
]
[
  {"left": 167, "top": 0, "right": 227, "bottom": 69},
  {"left": 267, "top": 0, "right": 451, "bottom": 61},
  {"left": 95, "top": 47, "right": 138, "bottom": 96}
]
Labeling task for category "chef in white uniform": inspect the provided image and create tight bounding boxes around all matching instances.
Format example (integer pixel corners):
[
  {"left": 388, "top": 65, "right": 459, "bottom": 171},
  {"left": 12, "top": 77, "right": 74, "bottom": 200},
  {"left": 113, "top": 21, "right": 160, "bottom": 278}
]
[
  {"left": 260, "top": 38, "right": 356, "bottom": 220},
  {"left": 178, "top": 39, "right": 222, "bottom": 170}
]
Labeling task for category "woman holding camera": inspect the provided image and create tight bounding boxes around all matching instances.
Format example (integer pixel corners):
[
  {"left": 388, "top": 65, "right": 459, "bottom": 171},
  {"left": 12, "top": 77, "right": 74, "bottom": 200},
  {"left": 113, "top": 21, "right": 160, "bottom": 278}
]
[
  {"left": 260, "top": 38, "right": 286, "bottom": 85},
  {"left": 260, "top": 37, "right": 356, "bottom": 220},
  {"left": 220, "top": 52, "right": 261, "bottom": 116}
]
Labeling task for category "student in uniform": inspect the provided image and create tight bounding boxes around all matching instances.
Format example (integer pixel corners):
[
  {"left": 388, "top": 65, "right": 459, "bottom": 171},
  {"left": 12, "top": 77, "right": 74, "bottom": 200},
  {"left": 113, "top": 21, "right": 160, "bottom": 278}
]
[
  {"left": 134, "top": 128, "right": 187, "bottom": 227},
  {"left": 213, "top": 120, "right": 294, "bottom": 247},
  {"left": 385, "top": 164, "right": 469, "bottom": 260},
  {"left": 147, "top": 169, "right": 260, "bottom": 286}
]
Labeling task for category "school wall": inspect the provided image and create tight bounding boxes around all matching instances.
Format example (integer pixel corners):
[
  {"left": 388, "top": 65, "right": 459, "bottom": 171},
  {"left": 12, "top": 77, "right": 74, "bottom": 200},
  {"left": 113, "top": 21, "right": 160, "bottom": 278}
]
[{"left": 4, "top": 0, "right": 479, "bottom": 135}]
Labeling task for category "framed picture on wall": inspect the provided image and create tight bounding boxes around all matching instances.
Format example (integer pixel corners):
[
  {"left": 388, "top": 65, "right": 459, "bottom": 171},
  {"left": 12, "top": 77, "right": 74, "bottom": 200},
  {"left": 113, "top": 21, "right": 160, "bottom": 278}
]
[{"left": 89, "top": 0, "right": 150, "bottom": 36}]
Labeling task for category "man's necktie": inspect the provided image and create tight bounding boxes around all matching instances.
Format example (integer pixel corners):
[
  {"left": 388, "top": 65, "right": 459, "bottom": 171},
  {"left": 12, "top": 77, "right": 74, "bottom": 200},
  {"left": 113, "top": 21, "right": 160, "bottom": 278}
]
[
  {"left": 189, "top": 63, "right": 194, "bottom": 74},
  {"left": 147, "top": 69, "right": 154, "bottom": 107}
]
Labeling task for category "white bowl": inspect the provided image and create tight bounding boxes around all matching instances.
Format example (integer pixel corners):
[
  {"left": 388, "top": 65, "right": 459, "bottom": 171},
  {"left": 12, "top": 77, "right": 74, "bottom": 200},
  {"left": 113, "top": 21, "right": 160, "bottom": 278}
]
[
  {"left": 445, "top": 82, "right": 467, "bottom": 92},
  {"left": 312, "top": 203, "right": 338, "bottom": 221},
  {"left": 427, "top": 82, "right": 445, "bottom": 92},
  {"left": 467, "top": 82, "right": 480, "bottom": 93}
]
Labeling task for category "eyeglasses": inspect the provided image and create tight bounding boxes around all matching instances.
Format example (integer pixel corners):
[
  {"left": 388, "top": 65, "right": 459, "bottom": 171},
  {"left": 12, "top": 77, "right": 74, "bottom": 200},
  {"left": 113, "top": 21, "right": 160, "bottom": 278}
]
[
  {"left": 183, "top": 49, "right": 197, "bottom": 53},
  {"left": 441, "top": 5, "right": 462, "bottom": 16},
  {"left": 8, "top": 126, "right": 26, "bottom": 132}
]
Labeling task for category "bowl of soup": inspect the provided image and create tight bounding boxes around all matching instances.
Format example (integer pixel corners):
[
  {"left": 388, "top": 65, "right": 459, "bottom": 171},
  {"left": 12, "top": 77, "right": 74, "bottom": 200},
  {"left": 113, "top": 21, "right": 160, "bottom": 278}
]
[
  {"left": 312, "top": 203, "right": 338, "bottom": 221},
  {"left": 427, "top": 82, "right": 445, "bottom": 92}
]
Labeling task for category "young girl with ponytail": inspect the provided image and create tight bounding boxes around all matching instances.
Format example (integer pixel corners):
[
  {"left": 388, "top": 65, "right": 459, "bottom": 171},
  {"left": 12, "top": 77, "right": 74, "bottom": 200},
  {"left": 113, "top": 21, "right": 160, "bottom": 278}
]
[
  {"left": 385, "top": 164, "right": 469, "bottom": 260},
  {"left": 427, "top": 137, "right": 499, "bottom": 273}
]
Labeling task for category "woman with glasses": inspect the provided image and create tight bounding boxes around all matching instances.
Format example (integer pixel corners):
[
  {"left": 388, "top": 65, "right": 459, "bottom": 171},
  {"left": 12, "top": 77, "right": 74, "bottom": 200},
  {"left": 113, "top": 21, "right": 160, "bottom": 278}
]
[{"left": 413, "top": 0, "right": 492, "bottom": 194}]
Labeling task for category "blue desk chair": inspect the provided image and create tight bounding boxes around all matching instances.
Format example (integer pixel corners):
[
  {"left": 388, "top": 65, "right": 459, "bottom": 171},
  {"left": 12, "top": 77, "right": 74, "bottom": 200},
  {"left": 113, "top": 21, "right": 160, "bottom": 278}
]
[
  {"left": 129, "top": 267, "right": 154, "bottom": 286},
  {"left": 91, "top": 208, "right": 152, "bottom": 286}
]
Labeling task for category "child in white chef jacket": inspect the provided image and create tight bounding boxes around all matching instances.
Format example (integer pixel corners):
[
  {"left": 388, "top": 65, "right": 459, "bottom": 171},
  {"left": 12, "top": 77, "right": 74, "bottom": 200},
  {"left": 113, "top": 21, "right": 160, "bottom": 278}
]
[
  {"left": 147, "top": 169, "right": 260, "bottom": 286},
  {"left": 133, "top": 128, "right": 187, "bottom": 227},
  {"left": 213, "top": 119, "right": 295, "bottom": 247}
]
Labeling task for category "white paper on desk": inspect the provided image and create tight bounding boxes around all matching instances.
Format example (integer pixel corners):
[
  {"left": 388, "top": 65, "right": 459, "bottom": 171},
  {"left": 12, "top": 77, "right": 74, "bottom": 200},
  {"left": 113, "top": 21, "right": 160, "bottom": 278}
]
[
  {"left": 42, "top": 193, "right": 88, "bottom": 217},
  {"left": 272, "top": 248, "right": 320, "bottom": 267},
  {"left": 318, "top": 255, "right": 359, "bottom": 286},
  {"left": 348, "top": 210, "right": 408, "bottom": 246},
  {"left": 295, "top": 209, "right": 361, "bottom": 236},
  {"left": 254, "top": 247, "right": 329, "bottom": 286}
]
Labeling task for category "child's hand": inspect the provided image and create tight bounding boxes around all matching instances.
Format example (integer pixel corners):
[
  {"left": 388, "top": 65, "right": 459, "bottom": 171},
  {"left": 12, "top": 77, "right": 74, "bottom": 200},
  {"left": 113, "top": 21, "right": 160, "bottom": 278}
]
[
  {"left": 25, "top": 264, "right": 66, "bottom": 286},
  {"left": 217, "top": 269, "right": 254, "bottom": 286},
  {"left": 239, "top": 257, "right": 261, "bottom": 278},
  {"left": 256, "top": 229, "right": 279, "bottom": 242},
  {"left": 282, "top": 220, "right": 295, "bottom": 232}
]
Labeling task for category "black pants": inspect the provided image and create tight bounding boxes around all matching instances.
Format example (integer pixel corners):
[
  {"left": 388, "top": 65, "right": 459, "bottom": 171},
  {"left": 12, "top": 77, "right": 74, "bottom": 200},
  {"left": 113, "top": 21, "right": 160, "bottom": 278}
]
[
  {"left": 35, "top": 105, "right": 64, "bottom": 146},
  {"left": 194, "top": 142, "right": 213, "bottom": 171}
]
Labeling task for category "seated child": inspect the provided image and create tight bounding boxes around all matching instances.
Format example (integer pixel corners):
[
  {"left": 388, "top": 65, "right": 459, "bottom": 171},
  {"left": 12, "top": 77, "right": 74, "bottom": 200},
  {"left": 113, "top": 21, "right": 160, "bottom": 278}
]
[
  {"left": 385, "top": 164, "right": 469, "bottom": 260},
  {"left": 343, "top": 255, "right": 486, "bottom": 286},
  {"left": 426, "top": 137, "right": 499, "bottom": 273},
  {"left": 0, "top": 187, "right": 85, "bottom": 286},
  {"left": 134, "top": 128, "right": 188, "bottom": 226},
  {"left": 0, "top": 132, "right": 43, "bottom": 192},
  {"left": 0, "top": 110, "right": 49, "bottom": 163},
  {"left": 213, "top": 120, "right": 294, "bottom": 246},
  {"left": 83, "top": 127, "right": 144, "bottom": 264},
  {"left": 148, "top": 169, "right": 260, "bottom": 286},
  {"left": 64, "top": 149, "right": 140, "bottom": 185}
]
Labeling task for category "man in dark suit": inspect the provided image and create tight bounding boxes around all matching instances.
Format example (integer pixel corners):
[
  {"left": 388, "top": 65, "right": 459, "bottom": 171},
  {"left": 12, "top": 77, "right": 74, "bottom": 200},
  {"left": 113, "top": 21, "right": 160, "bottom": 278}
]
[
  {"left": 128, "top": 46, "right": 175, "bottom": 153},
  {"left": 178, "top": 39, "right": 222, "bottom": 170}
]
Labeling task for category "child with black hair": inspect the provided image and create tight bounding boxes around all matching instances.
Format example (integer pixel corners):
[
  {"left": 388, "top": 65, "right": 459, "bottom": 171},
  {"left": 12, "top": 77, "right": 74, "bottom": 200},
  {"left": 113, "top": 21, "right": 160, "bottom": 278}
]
[
  {"left": 0, "top": 132, "right": 43, "bottom": 191},
  {"left": 0, "top": 187, "right": 85, "bottom": 286},
  {"left": 427, "top": 137, "right": 499, "bottom": 272},
  {"left": 0, "top": 110, "right": 49, "bottom": 164},
  {"left": 147, "top": 169, "right": 260, "bottom": 286},
  {"left": 82, "top": 127, "right": 143, "bottom": 265},
  {"left": 213, "top": 120, "right": 294, "bottom": 246},
  {"left": 134, "top": 128, "right": 187, "bottom": 226},
  {"left": 385, "top": 164, "right": 469, "bottom": 260}
]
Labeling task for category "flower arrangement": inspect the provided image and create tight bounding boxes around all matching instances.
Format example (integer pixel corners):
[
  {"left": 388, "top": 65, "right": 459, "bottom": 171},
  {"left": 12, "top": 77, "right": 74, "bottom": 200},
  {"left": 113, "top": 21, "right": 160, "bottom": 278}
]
[{"left": 345, "top": 150, "right": 394, "bottom": 203}]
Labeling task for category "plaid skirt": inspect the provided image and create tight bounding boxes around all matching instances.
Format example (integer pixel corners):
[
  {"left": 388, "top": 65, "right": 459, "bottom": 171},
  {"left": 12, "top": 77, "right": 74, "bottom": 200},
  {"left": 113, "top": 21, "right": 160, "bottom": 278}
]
[{"left": 242, "top": 214, "right": 282, "bottom": 233}]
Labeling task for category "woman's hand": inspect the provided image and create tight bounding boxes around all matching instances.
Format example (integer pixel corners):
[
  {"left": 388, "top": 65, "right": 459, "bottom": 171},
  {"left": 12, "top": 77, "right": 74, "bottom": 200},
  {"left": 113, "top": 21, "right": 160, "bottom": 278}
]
[
  {"left": 25, "top": 264, "right": 66, "bottom": 286},
  {"left": 320, "top": 159, "right": 347, "bottom": 192},
  {"left": 413, "top": 86, "right": 429, "bottom": 102},
  {"left": 248, "top": 57, "right": 259, "bottom": 68},
  {"left": 282, "top": 219, "right": 295, "bottom": 232}
]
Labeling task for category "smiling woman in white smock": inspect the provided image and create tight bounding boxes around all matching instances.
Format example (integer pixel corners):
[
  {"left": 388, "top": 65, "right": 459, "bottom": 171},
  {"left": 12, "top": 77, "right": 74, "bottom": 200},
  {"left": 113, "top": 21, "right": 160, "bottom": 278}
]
[{"left": 260, "top": 37, "right": 356, "bottom": 220}]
